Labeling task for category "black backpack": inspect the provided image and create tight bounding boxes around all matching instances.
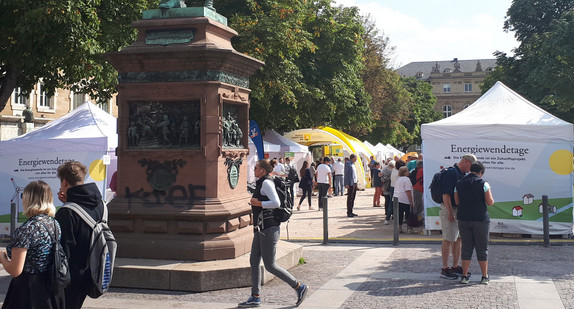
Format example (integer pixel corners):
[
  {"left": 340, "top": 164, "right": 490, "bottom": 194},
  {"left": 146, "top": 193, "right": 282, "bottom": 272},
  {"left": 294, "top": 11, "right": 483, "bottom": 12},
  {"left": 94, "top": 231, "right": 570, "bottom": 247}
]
[
  {"left": 38, "top": 220, "right": 71, "bottom": 294},
  {"left": 408, "top": 167, "right": 421, "bottom": 185},
  {"left": 287, "top": 166, "right": 300, "bottom": 183},
  {"left": 272, "top": 177, "right": 293, "bottom": 222},
  {"left": 429, "top": 167, "right": 450, "bottom": 203}
]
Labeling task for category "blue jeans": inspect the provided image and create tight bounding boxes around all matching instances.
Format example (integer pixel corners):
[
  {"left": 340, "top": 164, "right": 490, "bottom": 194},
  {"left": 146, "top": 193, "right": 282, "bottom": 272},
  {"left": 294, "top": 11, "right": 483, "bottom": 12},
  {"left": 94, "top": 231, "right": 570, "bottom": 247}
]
[{"left": 334, "top": 175, "right": 344, "bottom": 195}]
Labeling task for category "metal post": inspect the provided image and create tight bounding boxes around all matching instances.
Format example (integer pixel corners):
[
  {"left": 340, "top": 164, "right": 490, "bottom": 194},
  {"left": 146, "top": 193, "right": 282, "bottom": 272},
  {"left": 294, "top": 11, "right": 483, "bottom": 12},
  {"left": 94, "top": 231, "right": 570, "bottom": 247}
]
[
  {"left": 10, "top": 202, "right": 17, "bottom": 239},
  {"left": 322, "top": 196, "right": 329, "bottom": 244},
  {"left": 393, "top": 197, "right": 399, "bottom": 246},
  {"left": 542, "top": 195, "right": 549, "bottom": 247}
]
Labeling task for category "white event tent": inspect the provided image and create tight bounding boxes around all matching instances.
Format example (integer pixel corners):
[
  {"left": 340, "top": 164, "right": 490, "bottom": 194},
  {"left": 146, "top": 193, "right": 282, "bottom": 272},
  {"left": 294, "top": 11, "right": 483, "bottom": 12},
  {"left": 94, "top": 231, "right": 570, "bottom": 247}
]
[
  {"left": 422, "top": 81, "right": 574, "bottom": 234},
  {"left": 0, "top": 102, "right": 118, "bottom": 235},
  {"left": 263, "top": 129, "right": 310, "bottom": 172}
]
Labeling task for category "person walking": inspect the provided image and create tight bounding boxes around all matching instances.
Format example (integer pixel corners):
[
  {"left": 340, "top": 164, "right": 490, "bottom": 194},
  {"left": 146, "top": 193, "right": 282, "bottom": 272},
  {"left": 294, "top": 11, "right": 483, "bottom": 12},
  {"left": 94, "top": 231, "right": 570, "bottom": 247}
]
[
  {"left": 455, "top": 161, "right": 495, "bottom": 284},
  {"left": 239, "top": 159, "right": 308, "bottom": 307},
  {"left": 0, "top": 180, "right": 65, "bottom": 309},
  {"left": 297, "top": 161, "right": 314, "bottom": 210},
  {"left": 55, "top": 161, "right": 106, "bottom": 309},
  {"left": 344, "top": 154, "right": 358, "bottom": 217},
  {"left": 393, "top": 166, "right": 413, "bottom": 233}
]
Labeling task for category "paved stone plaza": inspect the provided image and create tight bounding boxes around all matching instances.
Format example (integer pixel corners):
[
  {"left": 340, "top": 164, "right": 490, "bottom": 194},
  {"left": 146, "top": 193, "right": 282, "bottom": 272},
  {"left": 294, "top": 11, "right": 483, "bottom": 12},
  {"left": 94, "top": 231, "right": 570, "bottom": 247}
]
[{"left": 1, "top": 189, "right": 573, "bottom": 308}]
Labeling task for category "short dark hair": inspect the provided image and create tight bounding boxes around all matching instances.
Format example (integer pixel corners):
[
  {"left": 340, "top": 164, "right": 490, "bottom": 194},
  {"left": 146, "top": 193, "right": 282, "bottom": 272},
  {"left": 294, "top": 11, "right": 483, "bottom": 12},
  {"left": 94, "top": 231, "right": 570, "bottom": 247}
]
[
  {"left": 349, "top": 154, "right": 356, "bottom": 160},
  {"left": 57, "top": 161, "right": 87, "bottom": 186},
  {"left": 323, "top": 156, "right": 331, "bottom": 163},
  {"left": 470, "top": 161, "right": 485, "bottom": 174}
]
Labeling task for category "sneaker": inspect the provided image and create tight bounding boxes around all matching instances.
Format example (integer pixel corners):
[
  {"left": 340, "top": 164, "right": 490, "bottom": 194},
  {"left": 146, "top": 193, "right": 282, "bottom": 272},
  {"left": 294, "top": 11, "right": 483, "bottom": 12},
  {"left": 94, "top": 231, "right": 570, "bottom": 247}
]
[
  {"left": 296, "top": 284, "right": 308, "bottom": 306},
  {"left": 451, "top": 266, "right": 470, "bottom": 278},
  {"left": 238, "top": 295, "right": 261, "bottom": 308},
  {"left": 440, "top": 267, "right": 458, "bottom": 280},
  {"left": 383, "top": 219, "right": 389, "bottom": 225},
  {"left": 460, "top": 275, "right": 470, "bottom": 284},
  {"left": 480, "top": 275, "right": 489, "bottom": 284}
]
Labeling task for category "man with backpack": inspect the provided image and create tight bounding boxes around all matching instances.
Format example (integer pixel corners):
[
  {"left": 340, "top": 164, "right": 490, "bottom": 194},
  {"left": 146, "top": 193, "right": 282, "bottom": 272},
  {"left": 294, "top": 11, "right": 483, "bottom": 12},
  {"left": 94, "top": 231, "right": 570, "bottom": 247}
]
[
  {"left": 55, "top": 161, "right": 106, "bottom": 309},
  {"left": 438, "top": 153, "right": 477, "bottom": 280}
]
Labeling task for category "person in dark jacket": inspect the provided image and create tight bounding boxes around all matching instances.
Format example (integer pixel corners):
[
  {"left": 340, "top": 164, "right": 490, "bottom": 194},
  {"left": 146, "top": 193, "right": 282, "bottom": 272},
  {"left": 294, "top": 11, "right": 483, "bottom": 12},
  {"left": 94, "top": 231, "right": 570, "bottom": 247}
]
[
  {"left": 297, "top": 161, "right": 314, "bottom": 210},
  {"left": 55, "top": 161, "right": 105, "bottom": 309},
  {"left": 239, "top": 159, "right": 308, "bottom": 308},
  {"left": 454, "top": 161, "right": 495, "bottom": 285}
]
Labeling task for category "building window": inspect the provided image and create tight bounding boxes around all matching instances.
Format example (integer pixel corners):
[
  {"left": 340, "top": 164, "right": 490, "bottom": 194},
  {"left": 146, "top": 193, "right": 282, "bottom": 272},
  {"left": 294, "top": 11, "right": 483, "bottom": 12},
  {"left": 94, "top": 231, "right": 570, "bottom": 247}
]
[
  {"left": 464, "top": 83, "right": 472, "bottom": 92},
  {"left": 442, "top": 105, "right": 452, "bottom": 118},
  {"left": 443, "top": 83, "right": 451, "bottom": 93},
  {"left": 97, "top": 101, "right": 109, "bottom": 113},
  {"left": 72, "top": 92, "right": 86, "bottom": 109},
  {"left": 38, "top": 83, "right": 54, "bottom": 109},
  {"left": 13, "top": 87, "right": 29, "bottom": 106},
  {"left": 416, "top": 72, "right": 424, "bottom": 78}
]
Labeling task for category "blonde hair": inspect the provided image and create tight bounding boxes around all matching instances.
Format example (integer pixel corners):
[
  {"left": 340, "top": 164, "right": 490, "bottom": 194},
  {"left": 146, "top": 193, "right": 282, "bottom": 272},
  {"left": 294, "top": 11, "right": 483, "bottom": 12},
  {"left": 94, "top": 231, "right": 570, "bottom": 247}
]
[{"left": 22, "top": 181, "right": 56, "bottom": 217}]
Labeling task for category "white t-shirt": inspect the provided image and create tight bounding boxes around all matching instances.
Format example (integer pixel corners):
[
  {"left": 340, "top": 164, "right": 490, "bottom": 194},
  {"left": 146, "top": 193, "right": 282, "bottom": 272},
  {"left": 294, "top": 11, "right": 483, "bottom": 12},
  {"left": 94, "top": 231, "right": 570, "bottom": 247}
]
[
  {"left": 316, "top": 164, "right": 332, "bottom": 184},
  {"left": 273, "top": 163, "right": 285, "bottom": 175},
  {"left": 390, "top": 169, "right": 399, "bottom": 187},
  {"left": 393, "top": 176, "right": 413, "bottom": 204},
  {"left": 333, "top": 161, "right": 345, "bottom": 176}
]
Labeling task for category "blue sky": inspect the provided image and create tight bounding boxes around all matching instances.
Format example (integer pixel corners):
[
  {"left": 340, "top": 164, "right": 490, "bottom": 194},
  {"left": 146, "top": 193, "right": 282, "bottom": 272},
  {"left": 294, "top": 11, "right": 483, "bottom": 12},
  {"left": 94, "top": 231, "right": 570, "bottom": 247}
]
[{"left": 334, "top": 0, "right": 519, "bottom": 68}]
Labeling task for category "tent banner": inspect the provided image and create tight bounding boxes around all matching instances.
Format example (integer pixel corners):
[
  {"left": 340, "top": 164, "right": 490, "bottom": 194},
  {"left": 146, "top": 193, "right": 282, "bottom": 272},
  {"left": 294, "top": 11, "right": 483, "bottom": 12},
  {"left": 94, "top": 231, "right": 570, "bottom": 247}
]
[
  {"left": 249, "top": 120, "right": 265, "bottom": 160},
  {"left": 423, "top": 138, "right": 574, "bottom": 235},
  {"left": 0, "top": 151, "right": 109, "bottom": 236}
]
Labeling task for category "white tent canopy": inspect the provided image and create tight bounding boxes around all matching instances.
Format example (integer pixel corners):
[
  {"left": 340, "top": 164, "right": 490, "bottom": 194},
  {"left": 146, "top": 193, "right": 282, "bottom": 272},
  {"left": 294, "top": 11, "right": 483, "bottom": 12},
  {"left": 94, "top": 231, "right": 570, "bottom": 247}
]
[
  {"left": 263, "top": 129, "right": 309, "bottom": 153},
  {"left": 0, "top": 101, "right": 118, "bottom": 155},
  {"left": 422, "top": 81, "right": 574, "bottom": 234},
  {"left": 0, "top": 102, "right": 118, "bottom": 235},
  {"left": 247, "top": 139, "right": 281, "bottom": 183},
  {"left": 422, "top": 81, "right": 574, "bottom": 142}
]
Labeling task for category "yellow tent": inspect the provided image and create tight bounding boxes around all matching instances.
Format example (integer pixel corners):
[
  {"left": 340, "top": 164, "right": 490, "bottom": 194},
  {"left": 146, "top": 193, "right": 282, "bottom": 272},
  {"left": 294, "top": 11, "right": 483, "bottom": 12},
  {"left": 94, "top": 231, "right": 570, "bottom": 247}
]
[{"left": 284, "top": 127, "right": 374, "bottom": 189}]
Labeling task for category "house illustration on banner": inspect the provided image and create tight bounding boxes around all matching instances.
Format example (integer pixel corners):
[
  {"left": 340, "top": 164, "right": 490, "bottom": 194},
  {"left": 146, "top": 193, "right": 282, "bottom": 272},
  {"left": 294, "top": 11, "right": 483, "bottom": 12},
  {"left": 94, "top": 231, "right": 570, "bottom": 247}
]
[
  {"left": 522, "top": 193, "right": 534, "bottom": 204},
  {"left": 538, "top": 203, "right": 557, "bottom": 214},
  {"left": 512, "top": 206, "right": 523, "bottom": 217}
]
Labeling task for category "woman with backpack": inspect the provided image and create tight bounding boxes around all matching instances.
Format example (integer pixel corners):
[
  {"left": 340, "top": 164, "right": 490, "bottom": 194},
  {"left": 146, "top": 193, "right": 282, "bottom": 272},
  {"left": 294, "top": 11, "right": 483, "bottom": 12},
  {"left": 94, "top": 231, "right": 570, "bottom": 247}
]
[
  {"left": 239, "top": 159, "right": 308, "bottom": 308},
  {"left": 0, "top": 180, "right": 65, "bottom": 309},
  {"left": 297, "top": 161, "right": 314, "bottom": 211}
]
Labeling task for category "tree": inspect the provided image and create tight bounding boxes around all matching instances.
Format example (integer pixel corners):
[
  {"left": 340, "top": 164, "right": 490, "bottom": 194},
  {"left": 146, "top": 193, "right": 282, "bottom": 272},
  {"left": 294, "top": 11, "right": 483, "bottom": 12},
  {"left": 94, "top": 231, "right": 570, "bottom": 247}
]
[
  {"left": 483, "top": 0, "right": 574, "bottom": 122},
  {"left": 0, "top": 0, "right": 156, "bottom": 111},
  {"left": 219, "top": 0, "right": 372, "bottom": 133},
  {"left": 399, "top": 77, "right": 441, "bottom": 148}
]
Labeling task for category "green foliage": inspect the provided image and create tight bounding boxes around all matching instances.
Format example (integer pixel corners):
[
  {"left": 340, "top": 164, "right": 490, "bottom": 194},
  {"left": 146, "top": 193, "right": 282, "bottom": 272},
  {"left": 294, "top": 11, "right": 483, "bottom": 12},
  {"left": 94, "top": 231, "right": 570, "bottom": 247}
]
[
  {"left": 219, "top": 0, "right": 372, "bottom": 133},
  {"left": 485, "top": 0, "right": 574, "bottom": 122},
  {"left": 0, "top": 0, "right": 156, "bottom": 110},
  {"left": 298, "top": 257, "right": 306, "bottom": 265},
  {"left": 399, "top": 77, "right": 441, "bottom": 147}
]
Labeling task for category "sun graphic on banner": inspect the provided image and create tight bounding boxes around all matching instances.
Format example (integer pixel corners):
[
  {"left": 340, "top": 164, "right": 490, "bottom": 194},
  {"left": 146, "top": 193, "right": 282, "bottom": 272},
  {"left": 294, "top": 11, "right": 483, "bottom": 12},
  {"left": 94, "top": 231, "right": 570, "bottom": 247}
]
[
  {"left": 549, "top": 150, "right": 573, "bottom": 175},
  {"left": 89, "top": 159, "right": 106, "bottom": 182}
]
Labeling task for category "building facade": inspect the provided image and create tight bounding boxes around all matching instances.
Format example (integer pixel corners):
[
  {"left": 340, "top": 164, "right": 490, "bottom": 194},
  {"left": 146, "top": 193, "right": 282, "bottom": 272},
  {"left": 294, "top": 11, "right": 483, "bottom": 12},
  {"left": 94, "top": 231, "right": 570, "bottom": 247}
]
[
  {"left": 397, "top": 58, "right": 497, "bottom": 118},
  {"left": 0, "top": 83, "right": 117, "bottom": 140}
]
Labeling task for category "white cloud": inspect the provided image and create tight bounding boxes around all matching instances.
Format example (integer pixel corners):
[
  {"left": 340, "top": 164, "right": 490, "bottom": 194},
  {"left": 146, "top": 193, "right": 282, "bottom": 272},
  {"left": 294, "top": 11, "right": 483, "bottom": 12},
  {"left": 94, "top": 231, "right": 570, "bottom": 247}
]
[{"left": 333, "top": 0, "right": 518, "bottom": 68}]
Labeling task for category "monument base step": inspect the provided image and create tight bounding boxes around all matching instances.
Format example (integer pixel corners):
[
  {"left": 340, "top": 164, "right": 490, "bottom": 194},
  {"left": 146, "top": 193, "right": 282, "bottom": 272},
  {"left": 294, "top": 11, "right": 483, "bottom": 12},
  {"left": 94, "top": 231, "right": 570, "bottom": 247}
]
[{"left": 111, "top": 240, "right": 303, "bottom": 292}]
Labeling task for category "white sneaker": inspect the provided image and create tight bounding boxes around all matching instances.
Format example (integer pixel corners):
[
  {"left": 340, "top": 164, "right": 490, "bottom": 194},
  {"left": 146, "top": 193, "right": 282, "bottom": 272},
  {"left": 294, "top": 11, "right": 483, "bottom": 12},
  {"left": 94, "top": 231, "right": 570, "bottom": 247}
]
[{"left": 383, "top": 219, "right": 389, "bottom": 225}]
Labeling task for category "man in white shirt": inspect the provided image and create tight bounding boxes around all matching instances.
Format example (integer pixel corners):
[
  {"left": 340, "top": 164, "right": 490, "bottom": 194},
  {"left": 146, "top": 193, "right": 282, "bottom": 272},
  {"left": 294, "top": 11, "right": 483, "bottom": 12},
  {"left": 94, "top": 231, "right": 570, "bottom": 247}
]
[
  {"left": 273, "top": 157, "right": 285, "bottom": 175},
  {"left": 315, "top": 157, "right": 332, "bottom": 211},
  {"left": 333, "top": 158, "right": 345, "bottom": 196}
]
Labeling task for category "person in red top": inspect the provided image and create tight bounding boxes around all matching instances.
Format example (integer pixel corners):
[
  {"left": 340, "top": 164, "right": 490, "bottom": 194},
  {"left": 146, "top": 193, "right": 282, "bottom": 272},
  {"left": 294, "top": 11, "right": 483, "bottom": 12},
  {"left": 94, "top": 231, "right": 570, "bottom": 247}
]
[{"left": 410, "top": 160, "right": 424, "bottom": 230}]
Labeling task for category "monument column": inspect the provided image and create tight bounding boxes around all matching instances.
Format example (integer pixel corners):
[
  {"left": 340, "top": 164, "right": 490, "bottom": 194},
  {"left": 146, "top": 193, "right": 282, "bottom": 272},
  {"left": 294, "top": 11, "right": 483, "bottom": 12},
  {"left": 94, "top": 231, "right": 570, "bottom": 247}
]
[{"left": 105, "top": 4, "right": 263, "bottom": 261}]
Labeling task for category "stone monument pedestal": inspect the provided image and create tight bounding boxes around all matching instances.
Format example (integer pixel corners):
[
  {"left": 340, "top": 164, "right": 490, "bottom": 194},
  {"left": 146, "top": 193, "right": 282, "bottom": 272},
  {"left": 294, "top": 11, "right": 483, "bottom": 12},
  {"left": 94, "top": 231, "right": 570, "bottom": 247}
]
[{"left": 105, "top": 7, "right": 264, "bottom": 261}]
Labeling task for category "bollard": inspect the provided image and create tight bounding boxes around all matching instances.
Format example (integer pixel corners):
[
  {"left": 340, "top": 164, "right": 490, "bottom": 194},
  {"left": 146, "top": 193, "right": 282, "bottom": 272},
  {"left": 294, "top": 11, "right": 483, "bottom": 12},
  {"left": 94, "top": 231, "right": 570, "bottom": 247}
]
[
  {"left": 10, "top": 202, "right": 17, "bottom": 240},
  {"left": 542, "top": 195, "right": 549, "bottom": 247},
  {"left": 322, "top": 196, "right": 329, "bottom": 244},
  {"left": 393, "top": 197, "right": 399, "bottom": 246}
]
